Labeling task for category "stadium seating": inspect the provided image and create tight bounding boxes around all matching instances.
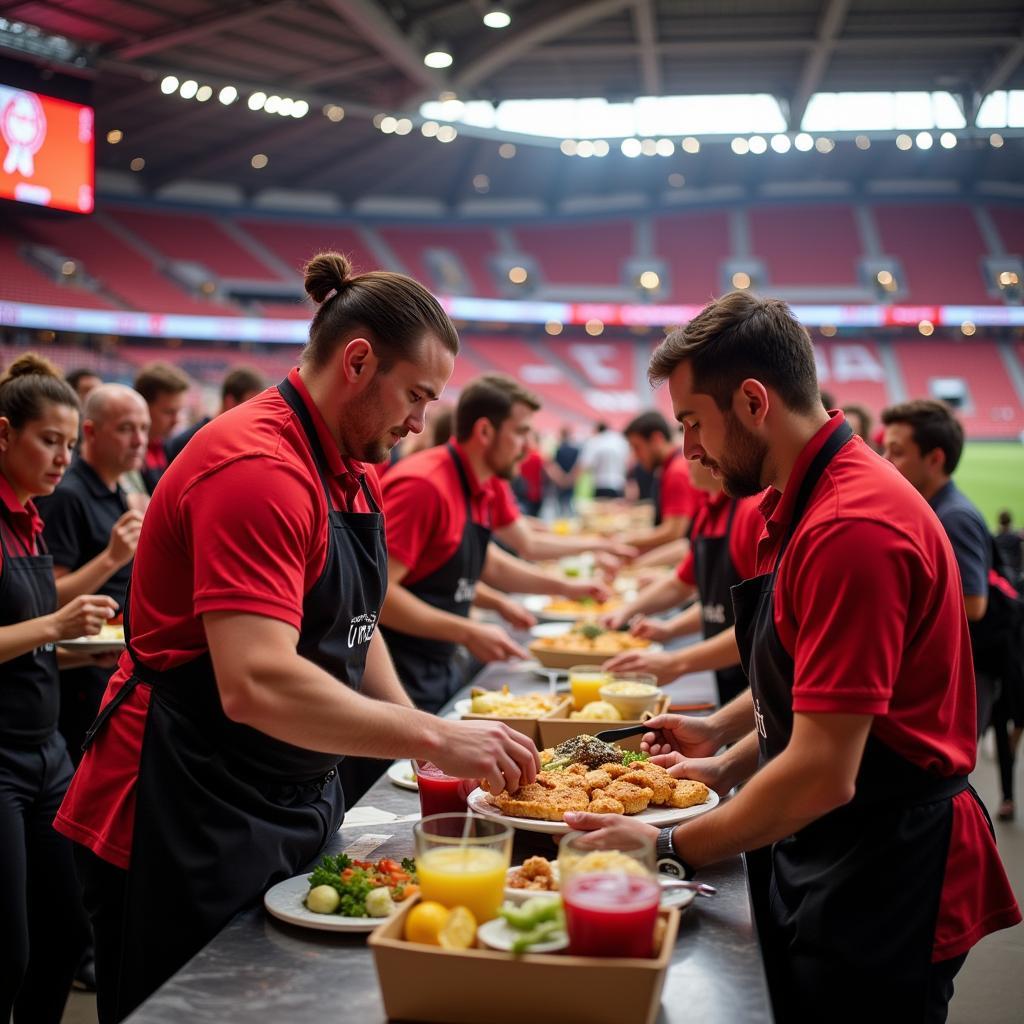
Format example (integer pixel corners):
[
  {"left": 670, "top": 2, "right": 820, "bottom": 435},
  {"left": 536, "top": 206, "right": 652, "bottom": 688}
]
[
  {"left": 749, "top": 205, "right": 862, "bottom": 287},
  {"left": 234, "top": 217, "right": 379, "bottom": 277},
  {"left": 512, "top": 220, "right": 633, "bottom": 287},
  {"left": 377, "top": 225, "right": 501, "bottom": 297},
  {"left": 0, "top": 229, "right": 115, "bottom": 309},
  {"left": 814, "top": 338, "right": 894, "bottom": 412},
  {"left": 652, "top": 209, "right": 731, "bottom": 303}
]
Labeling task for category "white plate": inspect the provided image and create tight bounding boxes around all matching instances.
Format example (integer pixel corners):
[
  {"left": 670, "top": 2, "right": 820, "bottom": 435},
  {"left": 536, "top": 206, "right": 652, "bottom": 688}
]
[
  {"left": 477, "top": 915, "right": 568, "bottom": 953},
  {"left": 529, "top": 621, "right": 573, "bottom": 640},
  {"left": 263, "top": 874, "right": 411, "bottom": 933},
  {"left": 466, "top": 786, "right": 720, "bottom": 835},
  {"left": 386, "top": 760, "right": 418, "bottom": 791},
  {"left": 504, "top": 863, "right": 694, "bottom": 911},
  {"left": 522, "top": 595, "right": 616, "bottom": 622},
  {"left": 58, "top": 634, "right": 125, "bottom": 651}
]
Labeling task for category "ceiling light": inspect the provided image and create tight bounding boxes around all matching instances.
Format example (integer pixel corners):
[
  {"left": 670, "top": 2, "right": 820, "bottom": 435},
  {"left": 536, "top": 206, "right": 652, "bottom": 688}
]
[
  {"left": 990, "top": 132, "right": 1004, "bottom": 148},
  {"left": 60, "top": 260, "right": 76, "bottom": 276},
  {"left": 264, "top": 94, "right": 281, "bottom": 114},
  {"left": 961, "top": 321, "right": 976, "bottom": 337},
  {"left": 473, "top": 173, "right": 490, "bottom": 192},
  {"left": 251, "top": 153, "right": 268, "bottom": 169},
  {"left": 248, "top": 92, "right": 267, "bottom": 111},
  {"left": 106, "top": 129, "right": 123, "bottom": 144},
  {"left": 593, "top": 140, "right": 609, "bottom": 157},
  {"left": 436, "top": 125, "right": 457, "bottom": 142},
  {"left": 324, "top": 104, "right": 345, "bottom": 122},
  {"left": 545, "top": 321, "right": 563, "bottom": 336},
  {"left": 130, "top": 157, "right": 145, "bottom": 171},
  {"left": 655, "top": 138, "right": 674, "bottom": 156},
  {"left": 681, "top": 136, "right": 700, "bottom": 154},
  {"left": 585, "top": 319, "right": 604, "bottom": 336},
  {"left": 218, "top": 86, "right": 238, "bottom": 105},
  {"left": 731, "top": 271, "right": 751, "bottom": 289},
  {"left": 855, "top": 134, "right": 871, "bottom": 150},
  {"left": 621, "top": 137, "right": 642, "bottom": 157},
  {"left": 918, "top": 320, "right": 934, "bottom": 336},
  {"left": 730, "top": 137, "right": 749, "bottom": 155},
  {"left": 915, "top": 131, "right": 933, "bottom": 150},
  {"left": 748, "top": 135, "right": 767, "bottom": 154},
  {"left": 639, "top": 271, "right": 660, "bottom": 290},
  {"left": 770, "top": 134, "right": 791, "bottom": 153},
  {"left": 498, "top": 142, "right": 516, "bottom": 158},
  {"left": 424, "top": 49, "right": 453, "bottom": 69},
  {"left": 179, "top": 80, "right": 198, "bottom": 99},
  {"left": 508, "top": 266, "right": 528, "bottom": 284},
  {"left": 483, "top": 7, "right": 511, "bottom": 29},
  {"left": 379, "top": 116, "right": 397, "bottom": 134},
  {"left": 815, "top": 136, "right": 834, "bottom": 153},
  {"left": 195, "top": 85, "right": 212, "bottom": 102},
  {"left": 278, "top": 97, "right": 294, "bottom": 116},
  {"left": 668, "top": 172, "right": 685, "bottom": 187},
  {"left": 820, "top": 324, "right": 837, "bottom": 337},
  {"left": 560, "top": 139, "right": 578, "bottom": 156},
  {"left": 939, "top": 131, "right": 957, "bottom": 149},
  {"left": 896, "top": 133, "right": 913, "bottom": 150},
  {"left": 640, "top": 138, "right": 658, "bottom": 156},
  {"left": 160, "top": 75, "right": 179, "bottom": 95},
  {"left": 794, "top": 132, "right": 814, "bottom": 151},
  {"left": 876, "top": 270, "right": 894, "bottom": 286},
  {"left": 421, "top": 120, "right": 439, "bottom": 137},
  {"left": 292, "top": 100, "right": 309, "bottom": 118},
  {"left": 577, "top": 140, "right": 596, "bottom": 158},
  {"left": 394, "top": 117, "right": 412, "bottom": 134}
]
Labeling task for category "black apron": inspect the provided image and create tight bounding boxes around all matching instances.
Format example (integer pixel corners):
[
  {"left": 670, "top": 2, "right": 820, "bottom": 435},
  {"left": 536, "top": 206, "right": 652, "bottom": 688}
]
[
  {"left": 0, "top": 522, "right": 59, "bottom": 744},
  {"left": 730, "top": 420, "right": 978, "bottom": 1022},
  {"left": 381, "top": 444, "right": 491, "bottom": 714},
  {"left": 81, "top": 376, "right": 387, "bottom": 1021},
  {"left": 692, "top": 497, "right": 747, "bottom": 706},
  {"left": 650, "top": 448, "right": 680, "bottom": 528}
]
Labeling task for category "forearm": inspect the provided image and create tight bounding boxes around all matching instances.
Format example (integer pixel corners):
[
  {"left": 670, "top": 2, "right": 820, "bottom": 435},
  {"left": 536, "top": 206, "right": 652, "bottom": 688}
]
[
  {"left": 622, "top": 517, "right": 686, "bottom": 554},
  {"left": 706, "top": 688, "right": 756, "bottom": 745},
  {"left": 660, "top": 601, "right": 703, "bottom": 638},
  {"left": 379, "top": 585, "right": 471, "bottom": 644},
  {"left": 54, "top": 552, "right": 120, "bottom": 606},
  {"left": 672, "top": 627, "right": 740, "bottom": 673},
  {"left": 482, "top": 545, "right": 571, "bottom": 595},
  {"left": 0, "top": 616, "right": 59, "bottom": 665},
  {"left": 361, "top": 631, "right": 415, "bottom": 708},
  {"left": 510, "top": 529, "right": 601, "bottom": 560},
  {"left": 621, "top": 575, "right": 692, "bottom": 620},
  {"left": 473, "top": 581, "right": 508, "bottom": 608},
  {"left": 632, "top": 537, "right": 688, "bottom": 568}
]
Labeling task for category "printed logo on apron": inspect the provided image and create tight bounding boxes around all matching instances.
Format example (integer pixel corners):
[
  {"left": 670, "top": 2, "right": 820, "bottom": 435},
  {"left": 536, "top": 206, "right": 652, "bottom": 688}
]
[
  {"left": 702, "top": 602, "right": 727, "bottom": 625},
  {"left": 753, "top": 696, "right": 768, "bottom": 740},
  {"left": 347, "top": 611, "right": 378, "bottom": 649},
  {"left": 454, "top": 577, "right": 477, "bottom": 604}
]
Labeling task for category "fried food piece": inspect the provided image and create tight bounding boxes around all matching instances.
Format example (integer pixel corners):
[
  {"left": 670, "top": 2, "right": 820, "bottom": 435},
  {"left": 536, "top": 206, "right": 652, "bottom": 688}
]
[
  {"left": 667, "top": 779, "right": 711, "bottom": 809},
  {"left": 508, "top": 856, "right": 557, "bottom": 891},
  {"left": 540, "top": 748, "right": 555, "bottom": 766},
  {"left": 491, "top": 781, "right": 590, "bottom": 821},
  {"left": 583, "top": 769, "right": 612, "bottom": 792},
  {"left": 598, "top": 761, "right": 628, "bottom": 779},
  {"left": 564, "top": 762, "right": 588, "bottom": 777},
  {"left": 619, "top": 765, "right": 674, "bottom": 805},
  {"left": 604, "top": 780, "right": 654, "bottom": 814},
  {"left": 587, "top": 795, "right": 625, "bottom": 814}
]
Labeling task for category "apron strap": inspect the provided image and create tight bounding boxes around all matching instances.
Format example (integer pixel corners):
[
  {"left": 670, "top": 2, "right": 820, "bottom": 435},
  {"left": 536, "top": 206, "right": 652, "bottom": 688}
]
[{"left": 446, "top": 443, "right": 481, "bottom": 525}]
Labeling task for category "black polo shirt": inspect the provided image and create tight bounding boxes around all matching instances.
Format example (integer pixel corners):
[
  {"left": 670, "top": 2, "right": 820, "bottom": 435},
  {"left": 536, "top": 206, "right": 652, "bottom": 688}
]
[{"left": 36, "top": 457, "right": 132, "bottom": 610}]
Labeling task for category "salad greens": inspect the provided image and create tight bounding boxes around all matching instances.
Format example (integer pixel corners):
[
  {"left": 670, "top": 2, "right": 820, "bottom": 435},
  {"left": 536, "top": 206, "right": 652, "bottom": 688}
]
[
  {"left": 499, "top": 896, "right": 566, "bottom": 954},
  {"left": 306, "top": 854, "right": 418, "bottom": 917}
]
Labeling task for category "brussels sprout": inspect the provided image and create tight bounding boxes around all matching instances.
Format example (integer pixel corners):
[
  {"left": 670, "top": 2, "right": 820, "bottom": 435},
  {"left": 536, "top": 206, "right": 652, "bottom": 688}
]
[
  {"left": 306, "top": 884, "right": 341, "bottom": 914},
  {"left": 365, "top": 886, "right": 397, "bottom": 917}
]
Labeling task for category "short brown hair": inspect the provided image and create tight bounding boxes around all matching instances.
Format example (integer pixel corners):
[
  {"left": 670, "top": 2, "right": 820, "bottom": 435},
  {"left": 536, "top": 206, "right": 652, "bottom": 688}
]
[
  {"left": 649, "top": 291, "right": 820, "bottom": 414},
  {"left": 624, "top": 410, "right": 673, "bottom": 441},
  {"left": 221, "top": 366, "right": 264, "bottom": 403},
  {"left": 455, "top": 374, "right": 540, "bottom": 442},
  {"left": 0, "top": 353, "right": 78, "bottom": 427},
  {"left": 134, "top": 362, "right": 190, "bottom": 403},
  {"left": 881, "top": 399, "right": 965, "bottom": 474},
  {"left": 302, "top": 252, "right": 458, "bottom": 372}
]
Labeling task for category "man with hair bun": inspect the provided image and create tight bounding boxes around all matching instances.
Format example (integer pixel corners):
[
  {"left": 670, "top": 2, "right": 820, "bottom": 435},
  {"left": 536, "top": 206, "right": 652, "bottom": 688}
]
[
  {"left": 564, "top": 292, "right": 1019, "bottom": 1022},
  {"left": 57, "top": 253, "right": 539, "bottom": 1023}
]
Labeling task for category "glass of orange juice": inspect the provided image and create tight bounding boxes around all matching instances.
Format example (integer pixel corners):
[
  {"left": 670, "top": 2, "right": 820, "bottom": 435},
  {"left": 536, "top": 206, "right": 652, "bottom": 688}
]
[
  {"left": 569, "top": 666, "right": 612, "bottom": 711},
  {"left": 414, "top": 813, "right": 513, "bottom": 923}
]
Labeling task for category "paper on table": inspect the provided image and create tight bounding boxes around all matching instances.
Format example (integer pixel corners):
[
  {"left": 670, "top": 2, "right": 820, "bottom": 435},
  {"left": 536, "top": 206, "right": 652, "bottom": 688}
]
[{"left": 341, "top": 806, "right": 421, "bottom": 827}]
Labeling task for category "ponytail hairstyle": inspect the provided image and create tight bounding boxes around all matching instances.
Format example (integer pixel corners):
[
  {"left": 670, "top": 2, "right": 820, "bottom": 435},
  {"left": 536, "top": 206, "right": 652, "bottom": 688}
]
[
  {"left": 0, "top": 353, "right": 79, "bottom": 428},
  {"left": 302, "top": 252, "right": 459, "bottom": 373}
]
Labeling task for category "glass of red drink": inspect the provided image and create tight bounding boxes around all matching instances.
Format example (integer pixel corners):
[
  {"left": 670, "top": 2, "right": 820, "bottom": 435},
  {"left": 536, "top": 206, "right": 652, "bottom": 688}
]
[
  {"left": 558, "top": 830, "right": 660, "bottom": 958},
  {"left": 414, "top": 761, "right": 476, "bottom": 818}
]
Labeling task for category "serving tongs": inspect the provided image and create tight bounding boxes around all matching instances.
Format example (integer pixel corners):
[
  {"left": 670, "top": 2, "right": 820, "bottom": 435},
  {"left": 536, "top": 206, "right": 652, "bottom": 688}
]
[
  {"left": 594, "top": 723, "right": 650, "bottom": 743},
  {"left": 659, "top": 878, "right": 718, "bottom": 898}
]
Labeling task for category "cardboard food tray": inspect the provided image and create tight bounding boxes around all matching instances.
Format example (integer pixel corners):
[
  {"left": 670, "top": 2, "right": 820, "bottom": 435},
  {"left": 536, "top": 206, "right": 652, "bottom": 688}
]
[
  {"left": 461, "top": 695, "right": 572, "bottom": 745},
  {"left": 538, "top": 692, "right": 670, "bottom": 751},
  {"left": 527, "top": 638, "right": 662, "bottom": 670},
  {"left": 369, "top": 897, "right": 679, "bottom": 1024}
]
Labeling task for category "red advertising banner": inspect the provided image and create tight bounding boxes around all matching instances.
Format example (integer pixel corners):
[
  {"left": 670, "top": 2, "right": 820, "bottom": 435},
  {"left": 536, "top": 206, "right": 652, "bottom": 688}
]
[{"left": 0, "top": 86, "right": 94, "bottom": 214}]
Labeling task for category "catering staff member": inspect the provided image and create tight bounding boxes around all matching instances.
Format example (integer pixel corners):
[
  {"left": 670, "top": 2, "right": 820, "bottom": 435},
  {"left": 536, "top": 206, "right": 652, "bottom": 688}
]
[
  {"left": 55, "top": 254, "right": 539, "bottom": 1024},
  {"left": 165, "top": 366, "right": 264, "bottom": 462},
  {"left": 0, "top": 355, "right": 117, "bottom": 1024},
  {"left": 602, "top": 458, "right": 762, "bottom": 704},
  {"left": 619, "top": 411, "right": 702, "bottom": 558},
  {"left": 566, "top": 292, "right": 1020, "bottom": 1022},
  {"left": 132, "top": 362, "right": 189, "bottom": 493},
  {"left": 380, "top": 374, "right": 611, "bottom": 714},
  {"left": 36, "top": 384, "right": 148, "bottom": 762}
]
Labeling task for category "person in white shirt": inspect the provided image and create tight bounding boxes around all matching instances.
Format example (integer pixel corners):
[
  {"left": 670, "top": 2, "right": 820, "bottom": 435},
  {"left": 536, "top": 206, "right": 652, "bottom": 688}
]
[{"left": 577, "top": 422, "right": 629, "bottom": 498}]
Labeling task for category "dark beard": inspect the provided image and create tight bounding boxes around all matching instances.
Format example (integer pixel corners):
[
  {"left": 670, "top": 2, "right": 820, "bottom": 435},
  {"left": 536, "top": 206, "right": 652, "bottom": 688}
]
[{"left": 717, "top": 411, "right": 768, "bottom": 498}]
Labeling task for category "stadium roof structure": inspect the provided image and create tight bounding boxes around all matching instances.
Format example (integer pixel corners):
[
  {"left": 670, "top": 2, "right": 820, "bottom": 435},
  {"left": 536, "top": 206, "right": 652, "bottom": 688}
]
[{"left": 2, "top": 0, "right": 1024, "bottom": 214}]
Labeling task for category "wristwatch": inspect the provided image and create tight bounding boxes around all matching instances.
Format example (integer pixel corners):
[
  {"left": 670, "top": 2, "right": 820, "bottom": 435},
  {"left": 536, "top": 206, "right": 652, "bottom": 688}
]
[{"left": 656, "top": 825, "right": 696, "bottom": 880}]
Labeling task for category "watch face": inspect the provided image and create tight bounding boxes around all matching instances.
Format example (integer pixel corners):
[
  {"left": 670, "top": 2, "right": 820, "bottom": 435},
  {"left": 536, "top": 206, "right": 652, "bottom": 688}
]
[{"left": 657, "top": 857, "right": 686, "bottom": 878}]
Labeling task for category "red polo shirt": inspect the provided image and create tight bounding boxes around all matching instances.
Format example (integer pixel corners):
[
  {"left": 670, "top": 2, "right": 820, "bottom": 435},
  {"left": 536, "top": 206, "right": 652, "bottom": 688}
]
[
  {"left": 0, "top": 473, "right": 43, "bottom": 560},
  {"left": 381, "top": 441, "right": 519, "bottom": 586},
  {"left": 676, "top": 490, "right": 764, "bottom": 586},
  {"left": 55, "top": 368, "right": 383, "bottom": 868},
  {"left": 659, "top": 450, "right": 702, "bottom": 521},
  {"left": 757, "top": 412, "right": 1019, "bottom": 960}
]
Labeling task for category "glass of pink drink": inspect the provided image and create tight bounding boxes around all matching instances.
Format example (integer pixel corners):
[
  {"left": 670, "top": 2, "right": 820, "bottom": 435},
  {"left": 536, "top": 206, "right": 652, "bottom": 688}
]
[{"left": 558, "top": 831, "right": 660, "bottom": 958}]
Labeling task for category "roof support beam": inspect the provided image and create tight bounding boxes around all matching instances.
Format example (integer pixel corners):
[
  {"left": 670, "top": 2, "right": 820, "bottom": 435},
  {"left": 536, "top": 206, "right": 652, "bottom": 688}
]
[
  {"left": 977, "top": 29, "right": 1024, "bottom": 99},
  {"left": 321, "top": 0, "right": 446, "bottom": 95},
  {"left": 455, "top": 0, "right": 634, "bottom": 91},
  {"left": 291, "top": 55, "right": 389, "bottom": 89},
  {"left": 111, "top": 1, "right": 295, "bottom": 60},
  {"left": 787, "top": 0, "right": 851, "bottom": 131},
  {"left": 631, "top": 0, "right": 661, "bottom": 96}
]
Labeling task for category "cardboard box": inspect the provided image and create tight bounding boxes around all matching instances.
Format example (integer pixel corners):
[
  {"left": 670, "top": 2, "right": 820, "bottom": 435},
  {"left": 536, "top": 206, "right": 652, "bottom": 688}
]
[
  {"left": 528, "top": 638, "right": 665, "bottom": 671},
  {"left": 369, "top": 898, "right": 679, "bottom": 1024},
  {"left": 538, "top": 692, "right": 671, "bottom": 751},
  {"left": 462, "top": 695, "right": 572, "bottom": 745}
]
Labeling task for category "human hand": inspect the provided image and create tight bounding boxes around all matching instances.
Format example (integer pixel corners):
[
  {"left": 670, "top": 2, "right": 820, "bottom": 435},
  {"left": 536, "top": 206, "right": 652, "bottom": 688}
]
[
  {"left": 497, "top": 599, "right": 537, "bottom": 631},
  {"left": 599, "top": 608, "right": 632, "bottom": 630},
  {"left": 603, "top": 541, "right": 640, "bottom": 561},
  {"left": 648, "top": 752, "right": 732, "bottom": 797},
  {"left": 463, "top": 622, "right": 529, "bottom": 663},
  {"left": 640, "top": 713, "right": 721, "bottom": 760},
  {"left": 602, "top": 649, "right": 679, "bottom": 685},
  {"left": 52, "top": 594, "right": 118, "bottom": 641},
  {"left": 561, "top": 810, "right": 659, "bottom": 847},
  {"left": 437, "top": 720, "right": 539, "bottom": 795},
  {"left": 629, "top": 617, "right": 674, "bottom": 643},
  {"left": 562, "top": 579, "right": 611, "bottom": 603},
  {"left": 106, "top": 510, "right": 144, "bottom": 566}
]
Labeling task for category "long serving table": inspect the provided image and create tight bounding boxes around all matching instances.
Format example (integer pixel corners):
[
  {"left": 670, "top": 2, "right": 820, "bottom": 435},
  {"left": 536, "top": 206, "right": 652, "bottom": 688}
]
[{"left": 124, "top": 657, "right": 774, "bottom": 1023}]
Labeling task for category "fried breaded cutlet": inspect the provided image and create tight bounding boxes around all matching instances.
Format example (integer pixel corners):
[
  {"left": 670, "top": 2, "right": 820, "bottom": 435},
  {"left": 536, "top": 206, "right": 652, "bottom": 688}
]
[
  {"left": 507, "top": 856, "right": 557, "bottom": 891},
  {"left": 487, "top": 782, "right": 590, "bottom": 821},
  {"left": 619, "top": 764, "right": 674, "bottom": 805},
  {"left": 586, "top": 794, "right": 625, "bottom": 814},
  {"left": 667, "top": 779, "right": 710, "bottom": 809}
]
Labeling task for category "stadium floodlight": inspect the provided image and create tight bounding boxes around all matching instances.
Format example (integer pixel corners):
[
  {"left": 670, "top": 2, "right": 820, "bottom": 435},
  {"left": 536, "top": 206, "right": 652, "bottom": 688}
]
[
  {"left": 498, "top": 142, "right": 516, "bottom": 158},
  {"left": 424, "top": 49, "right": 453, "bottom": 69},
  {"left": 770, "top": 134, "right": 791, "bottom": 153},
  {"left": 593, "top": 140, "right": 610, "bottom": 157},
  {"left": 748, "top": 135, "right": 767, "bottom": 154},
  {"left": 129, "top": 157, "right": 145, "bottom": 172},
  {"left": 793, "top": 133, "right": 813, "bottom": 151},
  {"left": 324, "top": 104, "right": 345, "bottom": 122},
  {"left": 990, "top": 133, "right": 1004, "bottom": 148},
  {"left": 394, "top": 117, "right": 412, "bottom": 134},
  {"left": 814, "top": 137, "right": 834, "bottom": 153},
  {"left": 473, "top": 174, "right": 490, "bottom": 192},
  {"left": 483, "top": 6, "right": 511, "bottom": 28},
  {"left": 915, "top": 131, "right": 933, "bottom": 150},
  {"left": 668, "top": 172, "right": 685, "bottom": 187},
  {"left": 421, "top": 120, "right": 439, "bottom": 137},
  {"left": 248, "top": 92, "right": 267, "bottom": 111},
  {"left": 292, "top": 100, "right": 309, "bottom": 118},
  {"left": 895, "top": 133, "right": 913, "bottom": 150},
  {"left": 939, "top": 131, "right": 956, "bottom": 149},
  {"left": 179, "top": 80, "right": 198, "bottom": 99},
  {"left": 560, "top": 139, "right": 577, "bottom": 156},
  {"left": 655, "top": 138, "right": 674, "bottom": 156},
  {"left": 854, "top": 134, "right": 871, "bottom": 150},
  {"left": 577, "top": 140, "right": 595, "bottom": 157},
  {"left": 681, "top": 136, "right": 700, "bottom": 154},
  {"left": 820, "top": 325, "right": 837, "bottom": 337},
  {"left": 640, "top": 138, "right": 658, "bottom": 156},
  {"left": 195, "top": 85, "right": 212, "bottom": 102},
  {"left": 509, "top": 266, "right": 528, "bottom": 284},
  {"left": 876, "top": 270, "right": 894, "bottom": 286},
  {"left": 436, "top": 125, "right": 458, "bottom": 142},
  {"left": 961, "top": 321, "right": 976, "bottom": 337},
  {"left": 639, "top": 271, "right": 660, "bottom": 290},
  {"left": 730, "top": 137, "right": 749, "bottom": 155},
  {"left": 106, "top": 129, "right": 123, "bottom": 144},
  {"left": 621, "top": 138, "right": 642, "bottom": 157},
  {"left": 250, "top": 153, "right": 268, "bottom": 169},
  {"left": 379, "top": 116, "right": 397, "bottom": 134},
  {"left": 218, "top": 86, "right": 238, "bottom": 105},
  {"left": 278, "top": 97, "right": 294, "bottom": 116},
  {"left": 160, "top": 76, "right": 179, "bottom": 95},
  {"left": 264, "top": 94, "right": 282, "bottom": 114},
  {"left": 585, "top": 319, "right": 604, "bottom": 336},
  {"left": 732, "top": 271, "right": 751, "bottom": 289},
  {"left": 918, "top": 320, "right": 934, "bottom": 336},
  {"left": 545, "top": 321, "right": 563, "bottom": 336}
]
